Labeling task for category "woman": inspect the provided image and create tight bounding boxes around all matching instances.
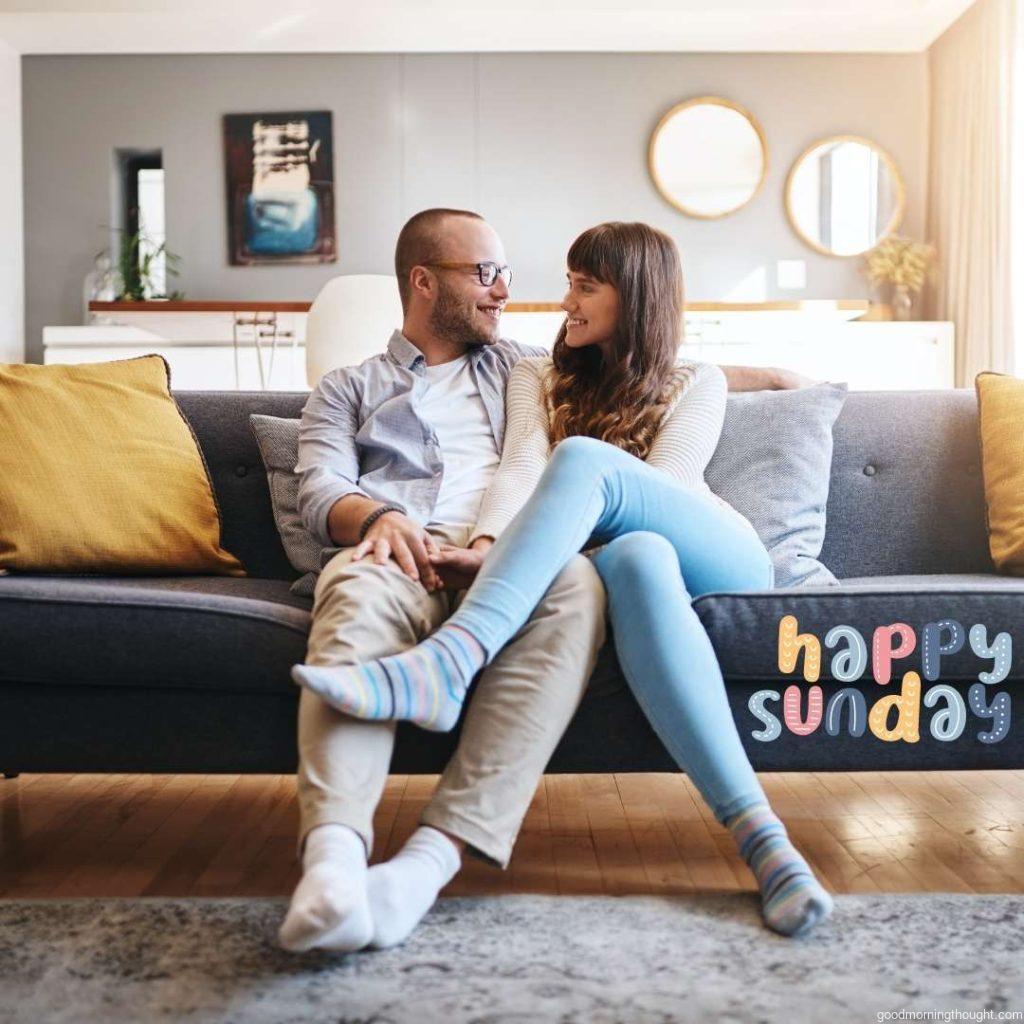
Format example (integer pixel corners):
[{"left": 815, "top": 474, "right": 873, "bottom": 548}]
[{"left": 293, "top": 222, "right": 833, "bottom": 938}]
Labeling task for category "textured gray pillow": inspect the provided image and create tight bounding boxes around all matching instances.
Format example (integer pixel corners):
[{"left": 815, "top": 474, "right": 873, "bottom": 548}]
[
  {"left": 705, "top": 382, "right": 848, "bottom": 588},
  {"left": 249, "top": 414, "right": 329, "bottom": 598}
]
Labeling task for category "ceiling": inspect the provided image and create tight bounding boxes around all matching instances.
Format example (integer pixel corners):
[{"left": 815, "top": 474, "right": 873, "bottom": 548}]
[{"left": 0, "top": 0, "right": 978, "bottom": 54}]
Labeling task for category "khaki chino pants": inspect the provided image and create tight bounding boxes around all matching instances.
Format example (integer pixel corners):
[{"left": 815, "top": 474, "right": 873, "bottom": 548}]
[{"left": 297, "top": 523, "right": 607, "bottom": 868}]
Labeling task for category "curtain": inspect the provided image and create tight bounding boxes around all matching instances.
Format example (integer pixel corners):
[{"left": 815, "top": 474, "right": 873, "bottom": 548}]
[{"left": 927, "top": 0, "right": 1018, "bottom": 384}]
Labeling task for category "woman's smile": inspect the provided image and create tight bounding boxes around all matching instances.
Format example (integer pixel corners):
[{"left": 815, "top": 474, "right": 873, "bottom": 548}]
[{"left": 561, "top": 271, "right": 619, "bottom": 350}]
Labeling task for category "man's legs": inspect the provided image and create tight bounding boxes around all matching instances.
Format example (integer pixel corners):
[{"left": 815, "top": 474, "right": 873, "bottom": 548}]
[
  {"left": 281, "top": 541, "right": 452, "bottom": 951},
  {"left": 366, "top": 553, "right": 607, "bottom": 947},
  {"left": 423, "top": 553, "right": 607, "bottom": 864}
]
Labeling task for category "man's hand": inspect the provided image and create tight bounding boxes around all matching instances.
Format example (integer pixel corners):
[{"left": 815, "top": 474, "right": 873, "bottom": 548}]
[
  {"left": 350, "top": 510, "right": 443, "bottom": 591},
  {"left": 427, "top": 544, "right": 486, "bottom": 592}
]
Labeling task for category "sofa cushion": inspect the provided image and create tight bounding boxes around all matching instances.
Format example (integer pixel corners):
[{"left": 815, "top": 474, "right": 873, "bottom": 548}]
[
  {"left": 247, "top": 411, "right": 339, "bottom": 598},
  {"left": 0, "top": 575, "right": 310, "bottom": 695},
  {"left": 694, "top": 573, "right": 1024, "bottom": 683},
  {"left": 975, "top": 372, "right": 1024, "bottom": 573},
  {"left": 706, "top": 382, "right": 847, "bottom": 588},
  {"left": 0, "top": 357, "right": 244, "bottom": 576},
  {"left": 250, "top": 414, "right": 328, "bottom": 597}
]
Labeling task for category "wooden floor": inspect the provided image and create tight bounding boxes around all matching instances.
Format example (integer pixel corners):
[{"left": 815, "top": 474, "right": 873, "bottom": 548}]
[{"left": 1, "top": 771, "right": 1023, "bottom": 898}]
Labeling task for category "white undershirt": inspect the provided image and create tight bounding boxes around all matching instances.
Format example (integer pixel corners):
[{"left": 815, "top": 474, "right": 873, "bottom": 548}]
[{"left": 419, "top": 354, "right": 501, "bottom": 529}]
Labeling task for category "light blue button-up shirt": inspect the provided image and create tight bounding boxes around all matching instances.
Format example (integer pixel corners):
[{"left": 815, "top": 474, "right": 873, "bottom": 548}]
[{"left": 296, "top": 330, "right": 547, "bottom": 547}]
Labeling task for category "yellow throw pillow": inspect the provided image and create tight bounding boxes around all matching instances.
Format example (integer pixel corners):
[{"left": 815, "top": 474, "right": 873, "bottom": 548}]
[
  {"left": 976, "top": 371, "right": 1024, "bottom": 574},
  {"left": 0, "top": 355, "right": 245, "bottom": 575}
]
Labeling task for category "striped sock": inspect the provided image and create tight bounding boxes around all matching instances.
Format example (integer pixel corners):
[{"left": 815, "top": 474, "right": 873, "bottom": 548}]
[
  {"left": 291, "top": 625, "right": 486, "bottom": 733},
  {"left": 725, "top": 803, "right": 834, "bottom": 937}
]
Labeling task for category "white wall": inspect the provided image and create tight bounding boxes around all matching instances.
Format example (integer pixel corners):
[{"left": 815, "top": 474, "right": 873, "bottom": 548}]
[{"left": 0, "top": 39, "right": 23, "bottom": 363}]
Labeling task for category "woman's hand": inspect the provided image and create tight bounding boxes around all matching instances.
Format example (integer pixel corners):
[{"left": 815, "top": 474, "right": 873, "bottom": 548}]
[
  {"left": 427, "top": 544, "right": 486, "bottom": 591},
  {"left": 351, "top": 511, "right": 444, "bottom": 591}
]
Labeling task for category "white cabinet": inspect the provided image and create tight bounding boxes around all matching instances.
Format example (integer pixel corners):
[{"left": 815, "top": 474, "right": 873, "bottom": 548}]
[
  {"left": 44, "top": 307, "right": 956, "bottom": 392},
  {"left": 44, "top": 308, "right": 307, "bottom": 391},
  {"left": 680, "top": 315, "right": 955, "bottom": 390},
  {"left": 501, "top": 311, "right": 954, "bottom": 390},
  {"left": 500, "top": 310, "right": 565, "bottom": 350}
]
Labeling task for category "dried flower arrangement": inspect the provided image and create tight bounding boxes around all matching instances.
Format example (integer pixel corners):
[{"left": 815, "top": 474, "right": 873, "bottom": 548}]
[{"left": 863, "top": 234, "right": 936, "bottom": 293}]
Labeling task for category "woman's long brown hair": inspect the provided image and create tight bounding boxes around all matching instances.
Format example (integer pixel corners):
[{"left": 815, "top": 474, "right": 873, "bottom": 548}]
[{"left": 547, "top": 222, "right": 688, "bottom": 460}]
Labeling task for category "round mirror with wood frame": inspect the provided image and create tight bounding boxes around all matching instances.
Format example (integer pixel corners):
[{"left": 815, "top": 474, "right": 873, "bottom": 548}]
[
  {"left": 784, "top": 135, "right": 905, "bottom": 257},
  {"left": 648, "top": 97, "right": 768, "bottom": 220}
]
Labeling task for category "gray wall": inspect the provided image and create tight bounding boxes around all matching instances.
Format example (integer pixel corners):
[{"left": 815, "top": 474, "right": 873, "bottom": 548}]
[{"left": 22, "top": 52, "right": 929, "bottom": 363}]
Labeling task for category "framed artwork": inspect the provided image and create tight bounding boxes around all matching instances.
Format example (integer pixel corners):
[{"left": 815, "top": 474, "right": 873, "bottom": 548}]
[{"left": 223, "top": 110, "right": 336, "bottom": 265}]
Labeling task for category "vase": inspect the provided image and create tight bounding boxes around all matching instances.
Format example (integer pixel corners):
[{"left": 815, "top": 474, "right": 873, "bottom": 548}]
[{"left": 892, "top": 284, "right": 913, "bottom": 321}]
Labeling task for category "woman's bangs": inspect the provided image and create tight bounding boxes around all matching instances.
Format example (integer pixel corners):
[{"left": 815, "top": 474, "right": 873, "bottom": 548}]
[{"left": 566, "top": 228, "right": 618, "bottom": 285}]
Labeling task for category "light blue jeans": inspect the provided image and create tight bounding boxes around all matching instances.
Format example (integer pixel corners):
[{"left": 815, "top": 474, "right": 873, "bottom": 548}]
[{"left": 450, "top": 435, "right": 775, "bottom": 822}]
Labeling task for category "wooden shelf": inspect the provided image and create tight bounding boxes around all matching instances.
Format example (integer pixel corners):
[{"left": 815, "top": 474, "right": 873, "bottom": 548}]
[
  {"left": 88, "top": 299, "right": 872, "bottom": 315},
  {"left": 89, "top": 301, "right": 312, "bottom": 313}
]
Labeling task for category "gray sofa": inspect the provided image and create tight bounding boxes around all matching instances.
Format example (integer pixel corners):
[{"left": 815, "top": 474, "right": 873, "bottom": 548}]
[{"left": 1, "top": 388, "right": 1020, "bottom": 777}]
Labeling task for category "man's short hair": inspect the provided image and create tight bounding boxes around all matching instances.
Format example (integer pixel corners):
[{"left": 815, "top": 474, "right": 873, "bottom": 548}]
[{"left": 394, "top": 208, "right": 483, "bottom": 312}]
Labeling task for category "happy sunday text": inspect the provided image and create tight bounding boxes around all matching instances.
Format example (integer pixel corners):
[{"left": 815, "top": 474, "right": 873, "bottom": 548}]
[{"left": 748, "top": 616, "right": 1013, "bottom": 745}]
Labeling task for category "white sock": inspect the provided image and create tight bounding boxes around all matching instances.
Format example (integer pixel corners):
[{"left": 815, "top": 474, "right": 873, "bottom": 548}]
[
  {"left": 366, "top": 826, "right": 462, "bottom": 949},
  {"left": 278, "top": 823, "right": 373, "bottom": 953}
]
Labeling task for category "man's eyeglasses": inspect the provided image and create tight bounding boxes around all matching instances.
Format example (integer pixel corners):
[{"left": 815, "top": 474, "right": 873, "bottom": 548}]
[{"left": 424, "top": 261, "right": 513, "bottom": 288}]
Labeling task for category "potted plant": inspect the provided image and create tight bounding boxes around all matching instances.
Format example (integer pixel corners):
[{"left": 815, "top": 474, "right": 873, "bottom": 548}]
[{"left": 114, "top": 228, "right": 184, "bottom": 302}]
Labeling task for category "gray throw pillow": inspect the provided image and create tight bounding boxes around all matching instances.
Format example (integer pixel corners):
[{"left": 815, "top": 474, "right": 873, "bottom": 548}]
[
  {"left": 705, "top": 382, "right": 848, "bottom": 588},
  {"left": 249, "top": 414, "right": 332, "bottom": 598}
]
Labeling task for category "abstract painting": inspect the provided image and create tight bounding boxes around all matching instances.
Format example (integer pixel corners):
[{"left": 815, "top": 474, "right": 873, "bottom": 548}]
[{"left": 223, "top": 110, "right": 336, "bottom": 265}]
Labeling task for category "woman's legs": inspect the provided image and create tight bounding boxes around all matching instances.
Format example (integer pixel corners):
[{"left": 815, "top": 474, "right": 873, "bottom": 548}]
[
  {"left": 453, "top": 435, "right": 773, "bottom": 655},
  {"left": 591, "top": 531, "right": 832, "bottom": 937},
  {"left": 590, "top": 531, "right": 765, "bottom": 820},
  {"left": 293, "top": 436, "right": 772, "bottom": 731}
]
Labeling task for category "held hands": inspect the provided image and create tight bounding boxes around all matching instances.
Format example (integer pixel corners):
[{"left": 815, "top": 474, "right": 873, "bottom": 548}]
[
  {"left": 350, "top": 510, "right": 490, "bottom": 593},
  {"left": 350, "top": 511, "right": 444, "bottom": 592},
  {"left": 426, "top": 544, "right": 486, "bottom": 592}
]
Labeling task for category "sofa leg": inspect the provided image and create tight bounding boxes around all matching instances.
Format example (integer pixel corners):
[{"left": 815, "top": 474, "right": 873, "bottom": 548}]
[{"left": 3, "top": 772, "right": 19, "bottom": 779}]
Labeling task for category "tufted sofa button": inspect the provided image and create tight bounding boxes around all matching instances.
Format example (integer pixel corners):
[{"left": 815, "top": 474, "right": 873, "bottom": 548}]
[
  {"left": 863, "top": 464, "right": 877, "bottom": 477},
  {"left": 235, "top": 464, "right": 248, "bottom": 478}
]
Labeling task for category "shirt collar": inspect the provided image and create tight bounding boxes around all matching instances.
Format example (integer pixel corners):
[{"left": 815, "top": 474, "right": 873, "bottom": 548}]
[
  {"left": 386, "top": 330, "right": 426, "bottom": 370},
  {"left": 386, "top": 329, "right": 490, "bottom": 370}
]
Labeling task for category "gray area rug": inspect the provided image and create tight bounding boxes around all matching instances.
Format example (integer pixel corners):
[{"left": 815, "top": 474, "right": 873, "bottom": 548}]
[{"left": 1, "top": 894, "right": 1022, "bottom": 1024}]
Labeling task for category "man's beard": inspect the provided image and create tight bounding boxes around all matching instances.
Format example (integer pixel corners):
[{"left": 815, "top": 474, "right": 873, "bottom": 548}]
[{"left": 428, "top": 280, "right": 498, "bottom": 347}]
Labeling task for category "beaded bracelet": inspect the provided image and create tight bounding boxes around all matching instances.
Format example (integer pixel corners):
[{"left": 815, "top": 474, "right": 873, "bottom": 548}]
[{"left": 358, "top": 503, "right": 406, "bottom": 541}]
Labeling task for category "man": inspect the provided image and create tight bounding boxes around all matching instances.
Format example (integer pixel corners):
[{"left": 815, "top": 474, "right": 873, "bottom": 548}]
[{"left": 280, "top": 208, "right": 803, "bottom": 953}]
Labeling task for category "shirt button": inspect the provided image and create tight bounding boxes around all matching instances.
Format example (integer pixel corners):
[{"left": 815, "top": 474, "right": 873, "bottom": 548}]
[
  {"left": 863, "top": 464, "right": 876, "bottom": 477},
  {"left": 235, "top": 464, "right": 248, "bottom": 478}
]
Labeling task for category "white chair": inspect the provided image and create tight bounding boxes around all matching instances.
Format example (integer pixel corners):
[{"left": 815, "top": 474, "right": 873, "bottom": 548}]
[{"left": 305, "top": 274, "right": 404, "bottom": 387}]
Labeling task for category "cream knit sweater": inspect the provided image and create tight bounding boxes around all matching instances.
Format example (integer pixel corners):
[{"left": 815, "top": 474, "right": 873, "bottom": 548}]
[{"left": 471, "top": 356, "right": 748, "bottom": 544}]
